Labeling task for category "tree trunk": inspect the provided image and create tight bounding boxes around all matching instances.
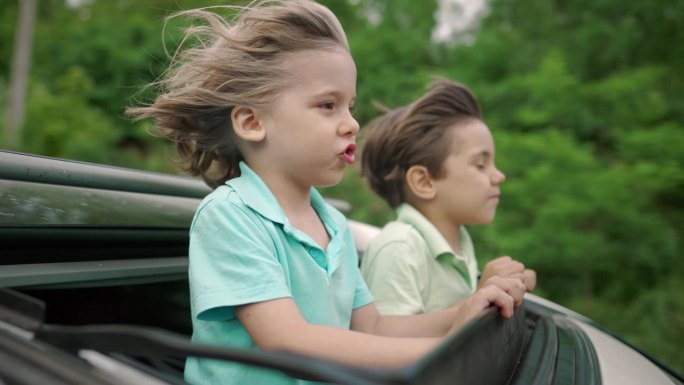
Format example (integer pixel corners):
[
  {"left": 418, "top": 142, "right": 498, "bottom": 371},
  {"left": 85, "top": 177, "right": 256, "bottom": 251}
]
[{"left": 4, "top": 0, "right": 37, "bottom": 149}]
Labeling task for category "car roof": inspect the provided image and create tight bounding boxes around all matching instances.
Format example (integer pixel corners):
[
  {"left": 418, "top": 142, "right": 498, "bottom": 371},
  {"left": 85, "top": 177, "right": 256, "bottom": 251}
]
[{"left": 2, "top": 150, "right": 682, "bottom": 385}]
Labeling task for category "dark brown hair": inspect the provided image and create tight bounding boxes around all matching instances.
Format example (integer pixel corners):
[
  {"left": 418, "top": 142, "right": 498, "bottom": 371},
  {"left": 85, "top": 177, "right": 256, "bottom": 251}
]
[
  {"left": 360, "top": 78, "right": 482, "bottom": 208},
  {"left": 126, "top": 0, "right": 349, "bottom": 188}
]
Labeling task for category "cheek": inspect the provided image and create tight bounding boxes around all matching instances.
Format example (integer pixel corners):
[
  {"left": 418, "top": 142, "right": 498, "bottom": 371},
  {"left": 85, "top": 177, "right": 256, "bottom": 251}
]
[
  {"left": 454, "top": 169, "right": 485, "bottom": 187},
  {"left": 461, "top": 175, "right": 491, "bottom": 201}
]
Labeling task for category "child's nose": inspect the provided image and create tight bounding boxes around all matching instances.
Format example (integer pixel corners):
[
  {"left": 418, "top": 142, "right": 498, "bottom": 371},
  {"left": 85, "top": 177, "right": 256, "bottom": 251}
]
[
  {"left": 342, "top": 113, "right": 360, "bottom": 136},
  {"left": 492, "top": 168, "right": 506, "bottom": 184}
]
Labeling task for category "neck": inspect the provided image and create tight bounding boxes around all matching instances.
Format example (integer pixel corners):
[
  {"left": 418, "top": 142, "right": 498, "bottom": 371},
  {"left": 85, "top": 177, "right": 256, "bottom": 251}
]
[
  {"left": 265, "top": 176, "right": 312, "bottom": 219},
  {"left": 249, "top": 161, "right": 312, "bottom": 211},
  {"left": 266, "top": 176, "right": 329, "bottom": 250},
  {"left": 246, "top": 160, "right": 329, "bottom": 249},
  {"left": 416, "top": 204, "right": 463, "bottom": 254}
]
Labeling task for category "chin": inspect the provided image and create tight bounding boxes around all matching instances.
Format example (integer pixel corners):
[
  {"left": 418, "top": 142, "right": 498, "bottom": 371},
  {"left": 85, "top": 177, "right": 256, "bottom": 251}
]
[
  {"left": 315, "top": 174, "right": 345, "bottom": 188},
  {"left": 477, "top": 213, "right": 497, "bottom": 225}
]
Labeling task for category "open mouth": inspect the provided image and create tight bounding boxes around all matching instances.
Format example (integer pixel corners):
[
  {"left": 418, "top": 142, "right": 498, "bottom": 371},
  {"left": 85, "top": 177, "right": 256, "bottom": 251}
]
[{"left": 341, "top": 143, "right": 356, "bottom": 164}]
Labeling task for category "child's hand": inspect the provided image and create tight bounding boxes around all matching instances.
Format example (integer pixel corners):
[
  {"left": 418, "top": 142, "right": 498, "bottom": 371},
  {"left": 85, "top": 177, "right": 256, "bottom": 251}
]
[
  {"left": 521, "top": 268, "right": 537, "bottom": 292},
  {"left": 478, "top": 276, "right": 526, "bottom": 307},
  {"left": 479, "top": 256, "right": 537, "bottom": 292},
  {"left": 447, "top": 282, "right": 523, "bottom": 333}
]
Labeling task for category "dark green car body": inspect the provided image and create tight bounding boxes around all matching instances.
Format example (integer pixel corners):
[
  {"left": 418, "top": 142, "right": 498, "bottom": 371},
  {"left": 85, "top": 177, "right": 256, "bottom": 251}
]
[{"left": 1, "top": 150, "right": 682, "bottom": 385}]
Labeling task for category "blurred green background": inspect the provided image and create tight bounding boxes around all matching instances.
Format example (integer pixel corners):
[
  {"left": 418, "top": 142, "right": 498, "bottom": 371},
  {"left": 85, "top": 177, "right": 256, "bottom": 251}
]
[{"left": 2, "top": 0, "right": 683, "bottom": 374}]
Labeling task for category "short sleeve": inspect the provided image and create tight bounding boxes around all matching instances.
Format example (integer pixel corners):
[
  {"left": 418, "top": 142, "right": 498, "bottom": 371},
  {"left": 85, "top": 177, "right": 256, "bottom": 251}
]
[
  {"left": 188, "top": 196, "right": 292, "bottom": 321},
  {"left": 352, "top": 261, "right": 374, "bottom": 310},
  {"left": 361, "top": 241, "right": 427, "bottom": 315}
]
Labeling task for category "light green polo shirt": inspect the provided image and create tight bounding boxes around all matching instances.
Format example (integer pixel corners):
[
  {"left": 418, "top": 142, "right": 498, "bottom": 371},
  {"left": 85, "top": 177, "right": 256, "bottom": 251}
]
[
  {"left": 360, "top": 203, "right": 478, "bottom": 315},
  {"left": 184, "top": 162, "right": 373, "bottom": 385}
]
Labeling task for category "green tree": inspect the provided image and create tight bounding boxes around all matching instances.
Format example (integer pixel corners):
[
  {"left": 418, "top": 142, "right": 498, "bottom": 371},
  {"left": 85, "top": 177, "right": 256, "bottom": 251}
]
[{"left": 2, "top": 0, "right": 682, "bottom": 374}]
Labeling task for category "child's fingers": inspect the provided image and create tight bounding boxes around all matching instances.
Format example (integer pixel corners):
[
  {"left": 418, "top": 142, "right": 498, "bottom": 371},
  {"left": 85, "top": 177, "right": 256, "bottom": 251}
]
[
  {"left": 475, "top": 285, "right": 515, "bottom": 319},
  {"left": 494, "top": 269, "right": 537, "bottom": 292},
  {"left": 484, "top": 256, "right": 513, "bottom": 271},
  {"left": 481, "top": 276, "right": 526, "bottom": 307},
  {"left": 488, "top": 255, "right": 512, "bottom": 264},
  {"left": 449, "top": 286, "right": 515, "bottom": 333},
  {"left": 522, "top": 269, "right": 537, "bottom": 291},
  {"left": 484, "top": 256, "right": 525, "bottom": 277}
]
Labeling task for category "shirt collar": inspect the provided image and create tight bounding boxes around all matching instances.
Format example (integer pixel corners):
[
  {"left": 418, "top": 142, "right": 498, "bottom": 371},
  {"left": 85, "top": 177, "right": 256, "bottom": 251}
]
[
  {"left": 397, "top": 203, "right": 475, "bottom": 289},
  {"left": 396, "top": 203, "right": 453, "bottom": 259},
  {"left": 225, "top": 161, "right": 339, "bottom": 246},
  {"left": 225, "top": 162, "right": 287, "bottom": 225}
]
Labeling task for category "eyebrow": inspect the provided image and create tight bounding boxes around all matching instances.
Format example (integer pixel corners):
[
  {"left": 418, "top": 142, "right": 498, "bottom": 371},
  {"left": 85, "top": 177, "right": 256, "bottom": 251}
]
[
  {"left": 311, "top": 89, "right": 357, "bottom": 101},
  {"left": 470, "top": 150, "right": 492, "bottom": 159}
]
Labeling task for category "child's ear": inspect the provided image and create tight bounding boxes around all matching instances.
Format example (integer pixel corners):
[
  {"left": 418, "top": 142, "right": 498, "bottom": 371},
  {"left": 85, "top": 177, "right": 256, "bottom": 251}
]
[
  {"left": 405, "top": 165, "right": 436, "bottom": 200},
  {"left": 231, "top": 106, "right": 266, "bottom": 142}
]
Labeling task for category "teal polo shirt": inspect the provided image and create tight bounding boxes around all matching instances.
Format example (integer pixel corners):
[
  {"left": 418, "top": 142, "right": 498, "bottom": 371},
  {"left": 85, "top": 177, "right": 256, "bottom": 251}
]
[
  {"left": 360, "top": 203, "right": 478, "bottom": 315},
  {"left": 184, "top": 162, "right": 373, "bottom": 385}
]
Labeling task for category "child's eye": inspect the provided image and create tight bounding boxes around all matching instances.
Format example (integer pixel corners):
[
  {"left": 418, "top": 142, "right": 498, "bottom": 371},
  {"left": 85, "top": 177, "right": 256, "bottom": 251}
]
[
  {"left": 319, "top": 102, "right": 335, "bottom": 110},
  {"left": 348, "top": 105, "right": 355, "bottom": 113}
]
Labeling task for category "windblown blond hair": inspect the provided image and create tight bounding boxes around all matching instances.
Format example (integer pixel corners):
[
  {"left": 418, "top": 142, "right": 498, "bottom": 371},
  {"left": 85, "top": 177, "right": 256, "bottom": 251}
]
[{"left": 126, "top": 0, "right": 349, "bottom": 188}]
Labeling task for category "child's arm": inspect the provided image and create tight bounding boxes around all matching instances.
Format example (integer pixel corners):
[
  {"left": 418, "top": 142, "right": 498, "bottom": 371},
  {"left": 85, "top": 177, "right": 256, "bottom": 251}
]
[
  {"left": 237, "top": 297, "right": 440, "bottom": 368},
  {"left": 479, "top": 256, "right": 537, "bottom": 292},
  {"left": 236, "top": 282, "right": 520, "bottom": 369},
  {"left": 352, "top": 277, "right": 525, "bottom": 338}
]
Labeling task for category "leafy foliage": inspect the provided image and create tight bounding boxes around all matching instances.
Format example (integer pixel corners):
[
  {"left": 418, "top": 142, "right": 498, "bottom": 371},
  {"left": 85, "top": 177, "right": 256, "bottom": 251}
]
[{"left": 1, "top": 0, "right": 682, "bottom": 374}]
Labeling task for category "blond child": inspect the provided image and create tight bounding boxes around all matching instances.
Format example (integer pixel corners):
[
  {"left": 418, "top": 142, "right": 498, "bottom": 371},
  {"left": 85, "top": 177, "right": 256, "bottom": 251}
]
[{"left": 127, "top": 2, "right": 525, "bottom": 384}]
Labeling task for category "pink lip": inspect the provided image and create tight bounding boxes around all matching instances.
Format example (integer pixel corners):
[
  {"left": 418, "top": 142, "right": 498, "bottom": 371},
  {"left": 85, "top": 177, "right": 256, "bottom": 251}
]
[{"left": 340, "top": 143, "right": 356, "bottom": 164}]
